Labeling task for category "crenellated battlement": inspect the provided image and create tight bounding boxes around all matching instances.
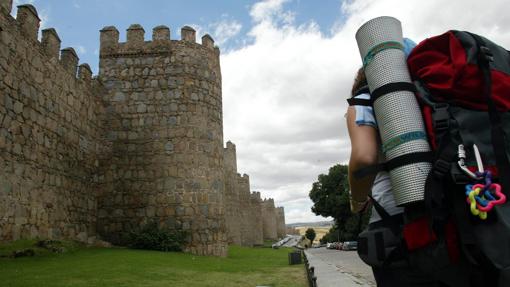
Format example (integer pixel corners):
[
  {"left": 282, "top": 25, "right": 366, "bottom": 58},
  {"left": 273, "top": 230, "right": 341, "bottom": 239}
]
[
  {"left": 0, "top": 2, "right": 95, "bottom": 84},
  {"left": 99, "top": 24, "right": 219, "bottom": 58},
  {"left": 263, "top": 198, "right": 275, "bottom": 207},
  {"left": 250, "top": 191, "right": 262, "bottom": 201},
  {"left": 237, "top": 173, "right": 250, "bottom": 186},
  {"left": 0, "top": 0, "right": 110, "bottom": 248},
  {"left": 1, "top": 0, "right": 284, "bottom": 257}
]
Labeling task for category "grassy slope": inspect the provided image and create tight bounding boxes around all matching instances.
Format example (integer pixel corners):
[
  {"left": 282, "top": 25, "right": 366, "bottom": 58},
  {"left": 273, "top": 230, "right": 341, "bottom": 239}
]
[{"left": 0, "top": 243, "right": 306, "bottom": 287}]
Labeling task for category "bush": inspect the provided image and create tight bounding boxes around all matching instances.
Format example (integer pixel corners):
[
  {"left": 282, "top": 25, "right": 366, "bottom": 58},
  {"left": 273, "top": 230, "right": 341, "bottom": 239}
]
[{"left": 127, "top": 222, "right": 187, "bottom": 252}]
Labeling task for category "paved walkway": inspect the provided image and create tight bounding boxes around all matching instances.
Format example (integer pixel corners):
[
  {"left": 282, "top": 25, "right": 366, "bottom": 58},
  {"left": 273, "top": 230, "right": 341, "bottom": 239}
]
[{"left": 304, "top": 248, "right": 375, "bottom": 287}]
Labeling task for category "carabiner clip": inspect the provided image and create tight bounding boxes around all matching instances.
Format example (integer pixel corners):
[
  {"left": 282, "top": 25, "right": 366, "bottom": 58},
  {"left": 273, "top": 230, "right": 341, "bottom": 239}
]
[{"left": 458, "top": 144, "right": 483, "bottom": 180}]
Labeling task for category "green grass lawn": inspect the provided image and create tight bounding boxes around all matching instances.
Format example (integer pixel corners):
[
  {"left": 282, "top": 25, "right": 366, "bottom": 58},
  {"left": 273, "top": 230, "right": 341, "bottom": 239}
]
[{"left": 0, "top": 241, "right": 307, "bottom": 287}]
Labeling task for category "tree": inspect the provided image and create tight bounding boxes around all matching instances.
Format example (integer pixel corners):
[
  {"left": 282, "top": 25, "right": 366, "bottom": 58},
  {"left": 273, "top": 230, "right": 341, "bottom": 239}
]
[
  {"left": 305, "top": 228, "right": 316, "bottom": 244},
  {"left": 309, "top": 164, "right": 351, "bottom": 226},
  {"left": 309, "top": 164, "right": 370, "bottom": 242}
]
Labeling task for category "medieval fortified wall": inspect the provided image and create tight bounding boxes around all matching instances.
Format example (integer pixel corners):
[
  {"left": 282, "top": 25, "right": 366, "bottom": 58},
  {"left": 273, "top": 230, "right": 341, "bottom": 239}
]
[{"left": 0, "top": 1, "right": 286, "bottom": 256}]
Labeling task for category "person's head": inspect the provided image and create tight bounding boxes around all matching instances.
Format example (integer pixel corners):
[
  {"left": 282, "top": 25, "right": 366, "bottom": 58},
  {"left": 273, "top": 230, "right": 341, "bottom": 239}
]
[{"left": 351, "top": 67, "right": 367, "bottom": 97}]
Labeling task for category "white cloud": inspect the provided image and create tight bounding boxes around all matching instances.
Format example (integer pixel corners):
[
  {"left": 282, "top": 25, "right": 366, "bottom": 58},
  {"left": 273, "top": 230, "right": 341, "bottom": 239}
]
[
  {"left": 74, "top": 45, "right": 86, "bottom": 55},
  {"left": 184, "top": 15, "right": 242, "bottom": 48},
  {"left": 250, "top": 0, "right": 294, "bottom": 25},
  {"left": 210, "top": 19, "right": 242, "bottom": 47},
  {"left": 222, "top": 0, "right": 510, "bottom": 223}
]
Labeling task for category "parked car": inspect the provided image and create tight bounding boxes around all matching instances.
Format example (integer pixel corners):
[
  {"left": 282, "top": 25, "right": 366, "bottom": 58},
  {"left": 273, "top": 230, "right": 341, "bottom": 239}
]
[
  {"left": 326, "top": 242, "right": 342, "bottom": 250},
  {"left": 342, "top": 241, "right": 358, "bottom": 251}
]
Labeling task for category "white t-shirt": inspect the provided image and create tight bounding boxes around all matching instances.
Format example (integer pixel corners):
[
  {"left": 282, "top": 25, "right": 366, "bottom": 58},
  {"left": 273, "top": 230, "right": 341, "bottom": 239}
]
[{"left": 353, "top": 93, "right": 404, "bottom": 223}]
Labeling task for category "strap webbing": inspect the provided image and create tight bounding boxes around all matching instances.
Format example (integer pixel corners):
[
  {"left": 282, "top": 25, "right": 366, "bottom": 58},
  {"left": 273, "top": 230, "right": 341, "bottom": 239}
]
[
  {"left": 469, "top": 33, "right": 510, "bottom": 197},
  {"left": 371, "top": 82, "right": 417, "bottom": 103},
  {"left": 347, "top": 98, "right": 371, "bottom": 106},
  {"left": 347, "top": 85, "right": 371, "bottom": 106},
  {"left": 347, "top": 82, "right": 417, "bottom": 106},
  {"left": 385, "top": 151, "right": 434, "bottom": 171},
  {"left": 369, "top": 194, "right": 391, "bottom": 219},
  {"left": 354, "top": 85, "right": 370, "bottom": 97},
  {"left": 353, "top": 151, "right": 434, "bottom": 179}
]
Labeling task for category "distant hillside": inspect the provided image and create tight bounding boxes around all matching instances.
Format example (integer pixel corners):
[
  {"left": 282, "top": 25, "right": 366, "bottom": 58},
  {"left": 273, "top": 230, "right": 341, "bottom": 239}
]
[{"left": 286, "top": 220, "right": 334, "bottom": 228}]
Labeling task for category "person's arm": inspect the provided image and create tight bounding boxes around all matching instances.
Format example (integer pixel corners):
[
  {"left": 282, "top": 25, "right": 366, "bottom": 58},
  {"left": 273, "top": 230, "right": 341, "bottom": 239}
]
[{"left": 346, "top": 106, "right": 379, "bottom": 212}]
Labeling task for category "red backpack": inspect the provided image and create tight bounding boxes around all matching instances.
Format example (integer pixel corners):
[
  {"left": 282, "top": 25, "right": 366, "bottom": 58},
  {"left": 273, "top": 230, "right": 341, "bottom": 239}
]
[{"left": 405, "top": 31, "right": 510, "bottom": 286}]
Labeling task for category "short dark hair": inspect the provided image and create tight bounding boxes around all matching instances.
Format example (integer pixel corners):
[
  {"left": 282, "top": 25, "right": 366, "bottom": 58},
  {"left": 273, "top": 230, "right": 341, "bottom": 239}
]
[{"left": 351, "top": 67, "right": 367, "bottom": 97}]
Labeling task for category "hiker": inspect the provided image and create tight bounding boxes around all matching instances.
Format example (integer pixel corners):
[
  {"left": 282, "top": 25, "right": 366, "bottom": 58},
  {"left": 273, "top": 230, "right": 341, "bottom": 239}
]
[{"left": 347, "top": 68, "right": 428, "bottom": 286}]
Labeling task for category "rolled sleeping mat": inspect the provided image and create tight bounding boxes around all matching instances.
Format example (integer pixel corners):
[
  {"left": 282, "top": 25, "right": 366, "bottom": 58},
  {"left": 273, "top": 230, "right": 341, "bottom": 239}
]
[{"left": 355, "top": 16, "right": 431, "bottom": 206}]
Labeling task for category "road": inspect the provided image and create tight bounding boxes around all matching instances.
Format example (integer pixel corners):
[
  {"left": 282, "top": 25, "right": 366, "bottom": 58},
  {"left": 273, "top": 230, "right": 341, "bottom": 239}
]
[{"left": 304, "top": 247, "right": 376, "bottom": 287}]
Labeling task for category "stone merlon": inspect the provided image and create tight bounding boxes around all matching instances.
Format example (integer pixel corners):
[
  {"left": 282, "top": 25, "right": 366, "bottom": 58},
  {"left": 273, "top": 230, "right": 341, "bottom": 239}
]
[
  {"left": 1, "top": 0, "right": 13, "bottom": 13},
  {"left": 42, "top": 28, "right": 61, "bottom": 59},
  {"left": 17, "top": 4, "right": 40, "bottom": 41},
  {"left": 202, "top": 34, "right": 214, "bottom": 50},
  {"left": 181, "top": 25, "right": 196, "bottom": 42},
  {"left": 127, "top": 24, "right": 145, "bottom": 46},
  {"left": 60, "top": 47, "right": 79, "bottom": 76},
  {"left": 153, "top": 25, "right": 170, "bottom": 41},
  {"left": 78, "top": 63, "right": 92, "bottom": 82},
  {"left": 99, "top": 26, "right": 120, "bottom": 54}
]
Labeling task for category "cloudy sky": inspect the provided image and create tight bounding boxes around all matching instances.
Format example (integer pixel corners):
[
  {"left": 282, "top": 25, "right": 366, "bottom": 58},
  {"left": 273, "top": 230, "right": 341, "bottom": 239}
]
[{"left": 12, "top": 0, "right": 510, "bottom": 223}]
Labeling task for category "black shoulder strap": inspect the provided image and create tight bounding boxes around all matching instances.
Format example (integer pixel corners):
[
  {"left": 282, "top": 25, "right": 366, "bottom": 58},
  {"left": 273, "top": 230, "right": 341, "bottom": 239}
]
[
  {"left": 354, "top": 85, "right": 370, "bottom": 96},
  {"left": 347, "top": 82, "right": 417, "bottom": 106},
  {"left": 347, "top": 98, "right": 372, "bottom": 106},
  {"left": 469, "top": 32, "right": 510, "bottom": 197},
  {"left": 369, "top": 195, "right": 391, "bottom": 219},
  {"left": 347, "top": 85, "right": 371, "bottom": 106}
]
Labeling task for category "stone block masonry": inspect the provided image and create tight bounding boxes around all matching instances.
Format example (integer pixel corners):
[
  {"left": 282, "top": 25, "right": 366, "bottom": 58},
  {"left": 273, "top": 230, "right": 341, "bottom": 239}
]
[
  {"left": 0, "top": 3, "right": 109, "bottom": 243},
  {"left": 0, "top": 1, "right": 286, "bottom": 256},
  {"left": 97, "top": 23, "right": 227, "bottom": 256},
  {"left": 262, "top": 198, "right": 278, "bottom": 240}
]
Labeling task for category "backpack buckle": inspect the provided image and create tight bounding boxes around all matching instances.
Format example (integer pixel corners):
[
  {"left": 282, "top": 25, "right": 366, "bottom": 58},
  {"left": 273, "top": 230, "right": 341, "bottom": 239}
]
[
  {"left": 480, "top": 46, "right": 494, "bottom": 62},
  {"left": 433, "top": 159, "right": 451, "bottom": 178},
  {"left": 432, "top": 103, "right": 449, "bottom": 131}
]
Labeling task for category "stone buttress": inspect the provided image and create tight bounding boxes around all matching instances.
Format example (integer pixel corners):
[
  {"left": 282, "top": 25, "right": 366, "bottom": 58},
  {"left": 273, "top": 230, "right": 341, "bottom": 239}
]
[{"left": 97, "top": 24, "right": 227, "bottom": 256}]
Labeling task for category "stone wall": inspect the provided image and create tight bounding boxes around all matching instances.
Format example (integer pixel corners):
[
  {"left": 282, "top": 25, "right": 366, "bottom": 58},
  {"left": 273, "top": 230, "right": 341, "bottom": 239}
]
[
  {"left": 223, "top": 141, "right": 241, "bottom": 245},
  {"left": 237, "top": 173, "right": 252, "bottom": 246},
  {"left": 249, "top": 191, "right": 264, "bottom": 245},
  {"left": 276, "top": 206, "right": 286, "bottom": 238},
  {"left": 0, "top": 3, "right": 109, "bottom": 243},
  {"left": 97, "top": 24, "right": 226, "bottom": 256},
  {"left": 0, "top": 1, "right": 286, "bottom": 256},
  {"left": 262, "top": 198, "right": 278, "bottom": 240}
]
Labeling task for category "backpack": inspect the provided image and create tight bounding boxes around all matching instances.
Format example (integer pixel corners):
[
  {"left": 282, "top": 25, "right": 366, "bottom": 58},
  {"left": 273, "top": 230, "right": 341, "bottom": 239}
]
[
  {"left": 405, "top": 30, "right": 510, "bottom": 286},
  {"left": 348, "top": 31, "right": 510, "bottom": 286}
]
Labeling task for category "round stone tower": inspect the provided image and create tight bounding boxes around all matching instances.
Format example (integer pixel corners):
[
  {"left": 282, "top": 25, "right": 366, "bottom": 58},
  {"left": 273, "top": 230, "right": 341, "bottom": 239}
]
[{"left": 97, "top": 24, "right": 226, "bottom": 256}]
